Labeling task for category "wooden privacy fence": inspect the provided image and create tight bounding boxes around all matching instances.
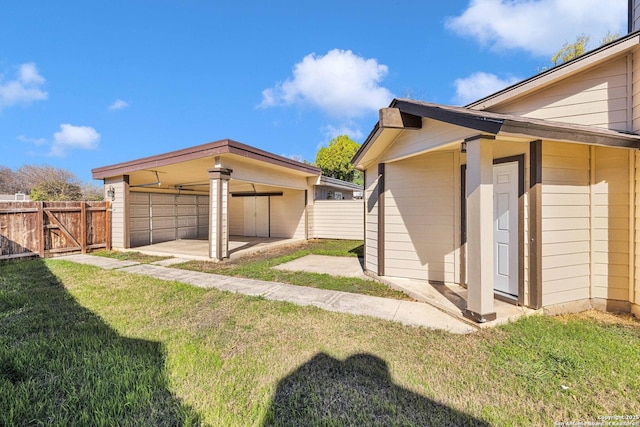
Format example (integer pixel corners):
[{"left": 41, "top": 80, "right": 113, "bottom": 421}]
[{"left": 0, "top": 201, "right": 111, "bottom": 260}]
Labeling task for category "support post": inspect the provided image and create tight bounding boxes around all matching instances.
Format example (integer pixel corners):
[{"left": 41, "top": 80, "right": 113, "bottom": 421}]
[
  {"left": 208, "top": 168, "right": 232, "bottom": 260},
  {"left": 463, "top": 135, "right": 496, "bottom": 323}
]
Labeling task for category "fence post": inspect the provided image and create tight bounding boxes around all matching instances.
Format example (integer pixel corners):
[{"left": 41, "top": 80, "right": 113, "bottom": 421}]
[
  {"left": 81, "top": 201, "right": 87, "bottom": 253},
  {"left": 37, "top": 202, "right": 44, "bottom": 257}
]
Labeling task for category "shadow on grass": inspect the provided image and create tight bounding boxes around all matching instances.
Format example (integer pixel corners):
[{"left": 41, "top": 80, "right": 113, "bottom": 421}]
[
  {"left": 0, "top": 258, "right": 200, "bottom": 426},
  {"left": 262, "top": 352, "right": 489, "bottom": 426}
]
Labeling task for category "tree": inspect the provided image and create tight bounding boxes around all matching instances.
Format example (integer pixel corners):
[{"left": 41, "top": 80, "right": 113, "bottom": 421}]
[
  {"left": 315, "top": 135, "right": 362, "bottom": 184},
  {"left": 550, "top": 32, "right": 620, "bottom": 66},
  {"left": 551, "top": 34, "right": 590, "bottom": 66},
  {"left": 30, "top": 180, "right": 83, "bottom": 201},
  {"left": 0, "top": 164, "right": 102, "bottom": 201}
]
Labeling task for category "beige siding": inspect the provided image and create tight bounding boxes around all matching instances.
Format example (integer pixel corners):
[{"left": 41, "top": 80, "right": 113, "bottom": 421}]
[
  {"left": 541, "top": 142, "right": 591, "bottom": 306},
  {"left": 228, "top": 194, "right": 244, "bottom": 235},
  {"left": 633, "top": 1, "right": 640, "bottom": 32},
  {"left": 311, "top": 200, "right": 363, "bottom": 240},
  {"left": 105, "top": 177, "right": 130, "bottom": 249},
  {"left": 635, "top": 151, "right": 640, "bottom": 306},
  {"left": 384, "top": 151, "right": 457, "bottom": 282},
  {"left": 364, "top": 166, "right": 379, "bottom": 273},
  {"left": 381, "top": 120, "right": 475, "bottom": 163},
  {"left": 270, "top": 189, "right": 305, "bottom": 238},
  {"left": 494, "top": 57, "right": 630, "bottom": 130},
  {"left": 633, "top": 47, "right": 640, "bottom": 131},
  {"left": 592, "top": 147, "right": 630, "bottom": 301}
]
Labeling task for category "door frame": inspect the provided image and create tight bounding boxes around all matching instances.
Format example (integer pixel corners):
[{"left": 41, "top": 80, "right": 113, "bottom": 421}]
[{"left": 461, "top": 154, "right": 525, "bottom": 305}]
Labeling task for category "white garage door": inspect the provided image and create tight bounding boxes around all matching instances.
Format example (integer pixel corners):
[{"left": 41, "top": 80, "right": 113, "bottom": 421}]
[{"left": 129, "top": 192, "right": 209, "bottom": 247}]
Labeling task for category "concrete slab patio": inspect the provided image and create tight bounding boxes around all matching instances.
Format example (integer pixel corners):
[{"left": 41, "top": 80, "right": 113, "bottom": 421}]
[
  {"left": 56, "top": 254, "right": 477, "bottom": 334},
  {"left": 125, "top": 236, "right": 304, "bottom": 261},
  {"left": 273, "top": 254, "right": 368, "bottom": 279}
]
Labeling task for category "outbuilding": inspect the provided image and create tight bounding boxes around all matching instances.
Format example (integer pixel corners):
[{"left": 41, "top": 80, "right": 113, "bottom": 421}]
[
  {"left": 93, "top": 139, "right": 363, "bottom": 260},
  {"left": 353, "top": 32, "right": 640, "bottom": 321}
]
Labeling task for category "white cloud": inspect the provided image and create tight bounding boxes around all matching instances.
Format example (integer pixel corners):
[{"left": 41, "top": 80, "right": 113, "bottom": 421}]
[
  {"left": 50, "top": 124, "right": 100, "bottom": 157},
  {"left": 260, "top": 49, "right": 394, "bottom": 118},
  {"left": 323, "top": 124, "right": 364, "bottom": 141},
  {"left": 453, "top": 72, "right": 520, "bottom": 105},
  {"left": 0, "top": 62, "right": 48, "bottom": 110},
  {"left": 108, "top": 99, "right": 129, "bottom": 111},
  {"left": 446, "top": 0, "right": 626, "bottom": 57},
  {"left": 17, "top": 135, "right": 47, "bottom": 146}
]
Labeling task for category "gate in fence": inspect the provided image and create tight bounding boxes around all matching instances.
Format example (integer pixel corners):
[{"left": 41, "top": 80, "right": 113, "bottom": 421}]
[{"left": 0, "top": 201, "right": 110, "bottom": 260}]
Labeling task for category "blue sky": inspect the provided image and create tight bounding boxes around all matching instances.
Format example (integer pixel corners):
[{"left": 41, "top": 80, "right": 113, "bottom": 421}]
[{"left": 0, "top": 0, "right": 627, "bottom": 183}]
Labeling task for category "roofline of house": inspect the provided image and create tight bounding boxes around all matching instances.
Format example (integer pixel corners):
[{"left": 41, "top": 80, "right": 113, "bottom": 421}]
[
  {"left": 466, "top": 31, "right": 640, "bottom": 110},
  {"left": 352, "top": 98, "right": 640, "bottom": 166},
  {"left": 319, "top": 175, "right": 363, "bottom": 191},
  {"left": 92, "top": 139, "right": 321, "bottom": 179}
]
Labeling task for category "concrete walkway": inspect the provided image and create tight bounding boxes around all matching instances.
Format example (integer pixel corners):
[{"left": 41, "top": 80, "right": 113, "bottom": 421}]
[{"left": 56, "top": 254, "right": 476, "bottom": 334}]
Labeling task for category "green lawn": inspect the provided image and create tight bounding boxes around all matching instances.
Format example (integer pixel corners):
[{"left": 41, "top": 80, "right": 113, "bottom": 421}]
[
  {"left": 1, "top": 258, "right": 639, "bottom": 426},
  {"left": 95, "top": 239, "right": 412, "bottom": 300}
]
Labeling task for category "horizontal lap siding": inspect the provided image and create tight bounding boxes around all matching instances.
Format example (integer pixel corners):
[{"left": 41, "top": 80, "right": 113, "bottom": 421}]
[
  {"left": 384, "top": 151, "right": 455, "bottom": 282},
  {"left": 494, "top": 57, "right": 629, "bottom": 130},
  {"left": 541, "top": 142, "right": 590, "bottom": 306},
  {"left": 636, "top": 152, "right": 640, "bottom": 306},
  {"left": 593, "top": 147, "right": 629, "bottom": 301},
  {"left": 312, "top": 200, "right": 363, "bottom": 240}
]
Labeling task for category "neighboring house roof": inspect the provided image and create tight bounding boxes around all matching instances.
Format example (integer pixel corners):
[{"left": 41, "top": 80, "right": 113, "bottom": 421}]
[
  {"left": 317, "top": 176, "right": 363, "bottom": 191},
  {"left": 92, "top": 139, "right": 320, "bottom": 179},
  {"left": 467, "top": 31, "right": 640, "bottom": 111},
  {"left": 0, "top": 193, "right": 30, "bottom": 201}
]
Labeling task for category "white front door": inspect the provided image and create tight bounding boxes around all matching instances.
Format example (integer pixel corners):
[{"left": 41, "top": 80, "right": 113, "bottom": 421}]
[
  {"left": 493, "top": 162, "right": 519, "bottom": 297},
  {"left": 243, "top": 197, "right": 270, "bottom": 237}
]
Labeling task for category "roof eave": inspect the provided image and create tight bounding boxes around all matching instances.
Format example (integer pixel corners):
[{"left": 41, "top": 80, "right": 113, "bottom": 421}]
[{"left": 92, "top": 139, "right": 321, "bottom": 179}]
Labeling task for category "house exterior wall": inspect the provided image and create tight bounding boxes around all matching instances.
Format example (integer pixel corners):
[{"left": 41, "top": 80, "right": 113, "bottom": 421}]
[
  {"left": 364, "top": 166, "right": 380, "bottom": 274},
  {"left": 633, "top": 47, "right": 640, "bottom": 132},
  {"left": 635, "top": 151, "right": 640, "bottom": 316},
  {"left": 104, "top": 176, "right": 129, "bottom": 249},
  {"left": 311, "top": 200, "right": 363, "bottom": 240},
  {"left": 541, "top": 141, "right": 591, "bottom": 306},
  {"left": 383, "top": 151, "right": 457, "bottom": 282},
  {"left": 632, "top": 0, "right": 640, "bottom": 33},
  {"left": 314, "top": 186, "right": 354, "bottom": 200},
  {"left": 380, "top": 121, "right": 474, "bottom": 163},
  {"left": 592, "top": 146, "right": 630, "bottom": 302},
  {"left": 493, "top": 57, "right": 630, "bottom": 131}
]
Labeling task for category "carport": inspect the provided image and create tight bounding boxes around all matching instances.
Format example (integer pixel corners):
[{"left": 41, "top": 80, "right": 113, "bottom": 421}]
[{"left": 92, "top": 139, "right": 322, "bottom": 260}]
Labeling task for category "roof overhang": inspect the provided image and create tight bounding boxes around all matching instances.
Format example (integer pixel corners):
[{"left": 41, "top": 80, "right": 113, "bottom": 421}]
[
  {"left": 317, "top": 175, "right": 363, "bottom": 191},
  {"left": 92, "top": 139, "right": 320, "bottom": 179},
  {"left": 352, "top": 99, "right": 640, "bottom": 169}
]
